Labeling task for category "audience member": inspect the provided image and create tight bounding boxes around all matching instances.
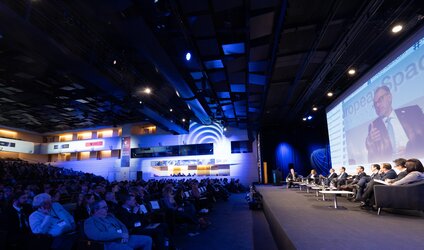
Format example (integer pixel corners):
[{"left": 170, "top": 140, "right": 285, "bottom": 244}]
[{"left": 84, "top": 199, "right": 152, "bottom": 250}]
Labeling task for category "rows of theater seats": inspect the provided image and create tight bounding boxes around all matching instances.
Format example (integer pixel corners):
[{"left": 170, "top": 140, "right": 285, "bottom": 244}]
[{"left": 0, "top": 159, "right": 247, "bottom": 249}]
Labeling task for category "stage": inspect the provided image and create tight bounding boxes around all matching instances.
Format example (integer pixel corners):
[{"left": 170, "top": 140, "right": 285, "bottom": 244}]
[{"left": 256, "top": 185, "right": 423, "bottom": 250}]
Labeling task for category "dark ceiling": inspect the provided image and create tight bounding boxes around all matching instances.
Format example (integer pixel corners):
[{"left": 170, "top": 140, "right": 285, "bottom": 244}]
[{"left": 0, "top": 0, "right": 423, "bottom": 134}]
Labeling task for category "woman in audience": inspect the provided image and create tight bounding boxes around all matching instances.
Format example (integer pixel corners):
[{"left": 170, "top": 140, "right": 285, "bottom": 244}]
[
  {"left": 162, "top": 186, "right": 199, "bottom": 227},
  {"left": 74, "top": 193, "right": 95, "bottom": 223}
]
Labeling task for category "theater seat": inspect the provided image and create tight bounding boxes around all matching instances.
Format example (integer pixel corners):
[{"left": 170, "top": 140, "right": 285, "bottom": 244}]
[{"left": 374, "top": 180, "right": 424, "bottom": 215}]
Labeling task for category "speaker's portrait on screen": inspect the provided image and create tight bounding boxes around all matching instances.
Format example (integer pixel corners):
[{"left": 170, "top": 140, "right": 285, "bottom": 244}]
[{"left": 365, "top": 85, "right": 424, "bottom": 162}]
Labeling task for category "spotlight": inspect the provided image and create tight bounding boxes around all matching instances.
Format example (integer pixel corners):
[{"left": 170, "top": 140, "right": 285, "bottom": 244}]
[
  {"left": 312, "top": 107, "right": 318, "bottom": 111},
  {"left": 144, "top": 88, "right": 151, "bottom": 94},
  {"left": 391, "top": 24, "right": 403, "bottom": 33},
  {"left": 139, "top": 100, "right": 143, "bottom": 104},
  {"left": 182, "top": 118, "right": 186, "bottom": 122},
  {"left": 176, "top": 91, "right": 180, "bottom": 97},
  {"left": 169, "top": 108, "right": 173, "bottom": 112},
  {"left": 307, "top": 116, "right": 313, "bottom": 120},
  {"left": 302, "top": 117, "right": 307, "bottom": 121},
  {"left": 185, "top": 52, "right": 191, "bottom": 61},
  {"left": 223, "top": 127, "right": 227, "bottom": 131},
  {"left": 348, "top": 69, "right": 356, "bottom": 75},
  {"left": 327, "top": 92, "right": 333, "bottom": 97},
  {"left": 113, "top": 60, "right": 117, "bottom": 65}
]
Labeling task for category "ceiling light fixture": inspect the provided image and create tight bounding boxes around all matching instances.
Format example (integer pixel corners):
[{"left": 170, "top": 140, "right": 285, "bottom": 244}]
[
  {"left": 185, "top": 52, "right": 191, "bottom": 61},
  {"left": 392, "top": 24, "right": 403, "bottom": 33},
  {"left": 348, "top": 69, "right": 356, "bottom": 75},
  {"left": 327, "top": 92, "right": 334, "bottom": 97}
]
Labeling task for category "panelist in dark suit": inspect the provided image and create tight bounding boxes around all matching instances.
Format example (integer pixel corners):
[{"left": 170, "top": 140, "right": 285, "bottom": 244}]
[
  {"left": 286, "top": 168, "right": 300, "bottom": 188},
  {"left": 365, "top": 86, "right": 424, "bottom": 162},
  {"left": 332, "top": 167, "right": 348, "bottom": 188},
  {"left": 320, "top": 168, "right": 338, "bottom": 186},
  {"left": 352, "top": 164, "right": 381, "bottom": 201},
  {"left": 360, "top": 163, "right": 398, "bottom": 209},
  {"left": 385, "top": 158, "right": 407, "bottom": 184}
]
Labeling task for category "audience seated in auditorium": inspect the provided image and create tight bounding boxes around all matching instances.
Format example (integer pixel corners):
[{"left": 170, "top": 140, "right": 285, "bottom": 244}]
[
  {"left": 115, "top": 193, "right": 170, "bottom": 250},
  {"left": 0, "top": 191, "right": 32, "bottom": 249},
  {"left": 84, "top": 199, "right": 152, "bottom": 250},
  {"left": 74, "top": 194, "right": 95, "bottom": 224},
  {"left": 286, "top": 168, "right": 300, "bottom": 188},
  {"left": 29, "top": 193, "right": 77, "bottom": 250}
]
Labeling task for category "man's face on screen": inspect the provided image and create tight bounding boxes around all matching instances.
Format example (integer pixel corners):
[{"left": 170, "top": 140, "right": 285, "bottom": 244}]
[{"left": 373, "top": 88, "right": 392, "bottom": 117}]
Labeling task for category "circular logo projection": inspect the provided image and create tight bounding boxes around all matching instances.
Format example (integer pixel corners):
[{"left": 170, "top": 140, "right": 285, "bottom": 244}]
[{"left": 180, "top": 122, "right": 226, "bottom": 146}]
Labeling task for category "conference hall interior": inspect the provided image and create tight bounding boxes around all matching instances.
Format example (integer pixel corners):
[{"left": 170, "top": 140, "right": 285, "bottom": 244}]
[{"left": 0, "top": 0, "right": 423, "bottom": 249}]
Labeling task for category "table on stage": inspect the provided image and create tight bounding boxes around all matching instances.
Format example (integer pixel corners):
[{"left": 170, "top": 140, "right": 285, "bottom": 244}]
[{"left": 319, "top": 190, "right": 354, "bottom": 209}]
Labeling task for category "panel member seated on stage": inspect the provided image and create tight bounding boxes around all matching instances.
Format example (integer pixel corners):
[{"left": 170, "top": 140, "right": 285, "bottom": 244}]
[
  {"left": 386, "top": 158, "right": 424, "bottom": 185},
  {"left": 306, "top": 169, "right": 319, "bottom": 184},
  {"left": 286, "top": 168, "right": 300, "bottom": 188},
  {"left": 332, "top": 167, "right": 348, "bottom": 188},
  {"left": 350, "top": 164, "right": 381, "bottom": 201},
  {"left": 385, "top": 158, "right": 407, "bottom": 184},
  {"left": 340, "top": 166, "right": 366, "bottom": 191},
  {"left": 360, "top": 163, "right": 398, "bottom": 209},
  {"left": 319, "top": 168, "right": 337, "bottom": 186}
]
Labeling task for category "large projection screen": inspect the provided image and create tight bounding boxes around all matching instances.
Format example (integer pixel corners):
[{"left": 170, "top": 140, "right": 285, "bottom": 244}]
[{"left": 327, "top": 26, "right": 424, "bottom": 173}]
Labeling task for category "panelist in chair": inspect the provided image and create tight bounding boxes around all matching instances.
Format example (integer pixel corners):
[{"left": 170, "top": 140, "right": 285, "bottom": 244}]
[
  {"left": 286, "top": 168, "right": 299, "bottom": 188},
  {"left": 365, "top": 85, "right": 424, "bottom": 162},
  {"left": 319, "top": 168, "right": 337, "bottom": 186}
]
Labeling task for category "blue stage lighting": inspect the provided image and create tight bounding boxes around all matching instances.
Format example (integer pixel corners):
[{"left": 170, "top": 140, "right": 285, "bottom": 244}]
[{"left": 185, "top": 52, "right": 191, "bottom": 61}]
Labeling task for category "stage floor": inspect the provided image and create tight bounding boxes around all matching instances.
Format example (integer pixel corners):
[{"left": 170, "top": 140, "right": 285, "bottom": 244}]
[{"left": 256, "top": 185, "right": 423, "bottom": 250}]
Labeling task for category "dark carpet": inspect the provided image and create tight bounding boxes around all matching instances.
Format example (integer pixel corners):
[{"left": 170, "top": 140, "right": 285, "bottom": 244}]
[
  {"left": 173, "top": 193, "right": 278, "bottom": 250},
  {"left": 256, "top": 185, "right": 424, "bottom": 250}
]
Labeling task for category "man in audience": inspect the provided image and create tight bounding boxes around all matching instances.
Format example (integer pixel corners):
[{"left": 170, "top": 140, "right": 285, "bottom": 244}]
[
  {"left": 1, "top": 191, "right": 31, "bottom": 249},
  {"left": 115, "top": 194, "right": 170, "bottom": 250},
  {"left": 84, "top": 199, "right": 152, "bottom": 250},
  {"left": 360, "top": 163, "right": 398, "bottom": 209},
  {"left": 29, "top": 193, "right": 76, "bottom": 249}
]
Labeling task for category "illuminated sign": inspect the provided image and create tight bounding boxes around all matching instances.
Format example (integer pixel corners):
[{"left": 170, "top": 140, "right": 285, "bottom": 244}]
[{"left": 85, "top": 141, "right": 103, "bottom": 147}]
